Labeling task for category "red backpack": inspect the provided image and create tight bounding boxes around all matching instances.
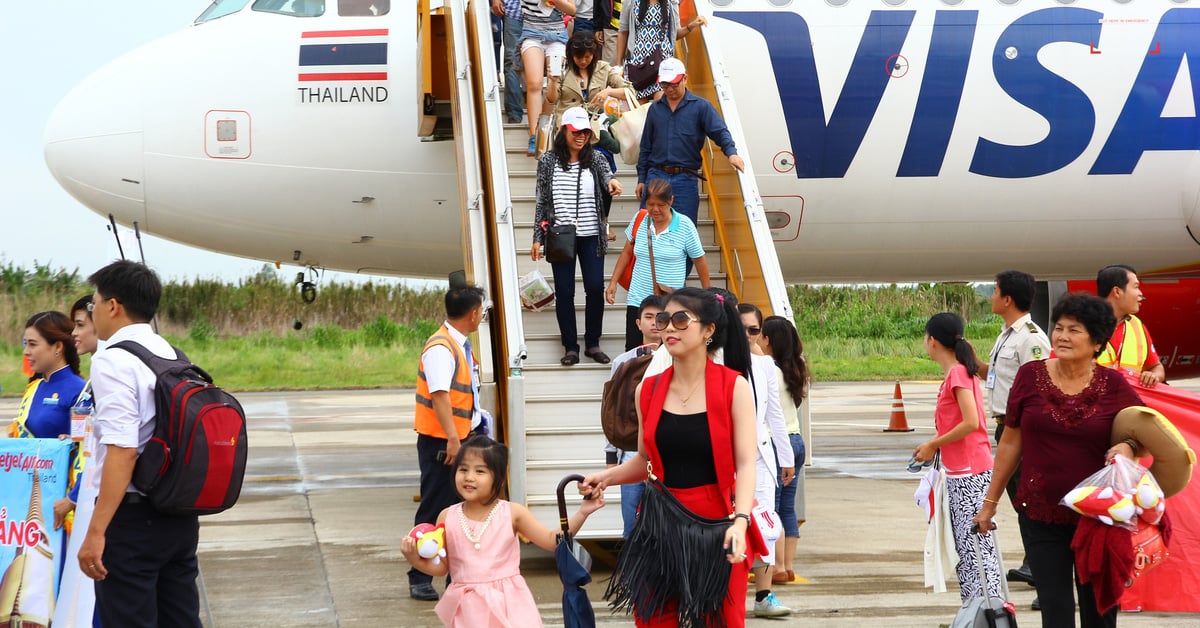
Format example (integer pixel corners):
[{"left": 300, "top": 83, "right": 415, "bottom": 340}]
[{"left": 112, "top": 341, "right": 248, "bottom": 516}]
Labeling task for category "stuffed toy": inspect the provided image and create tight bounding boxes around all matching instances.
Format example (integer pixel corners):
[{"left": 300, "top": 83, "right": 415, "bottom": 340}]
[
  {"left": 408, "top": 523, "right": 447, "bottom": 565},
  {"left": 1063, "top": 485, "right": 1136, "bottom": 526}
]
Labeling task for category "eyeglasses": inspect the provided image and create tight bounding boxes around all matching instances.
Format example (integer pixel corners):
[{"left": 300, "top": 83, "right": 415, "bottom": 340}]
[
  {"left": 659, "top": 80, "right": 683, "bottom": 89},
  {"left": 566, "top": 127, "right": 592, "bottom": 136},
  {"left": 87, "top": 296, "right": 116, "bottom": 312},
  {"left": 654, "top": 311, "right": 700, "bottom": 331},
  {"left": 746, "top": 326, "right": 761, "bottom": 336}
]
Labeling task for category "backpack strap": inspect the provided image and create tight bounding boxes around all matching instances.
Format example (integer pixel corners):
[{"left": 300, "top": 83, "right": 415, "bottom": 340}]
[{"left": 110, "top": 341, "right": 212, "bottom": 383}]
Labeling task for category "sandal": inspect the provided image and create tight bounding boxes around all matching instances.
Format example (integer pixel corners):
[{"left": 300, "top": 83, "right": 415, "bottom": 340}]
[
  {"left": 561, "top": 351, "right": 580, "bottom": 366},
  {"left": 585, "top": 348, "right": 611, "bottom": 364}
]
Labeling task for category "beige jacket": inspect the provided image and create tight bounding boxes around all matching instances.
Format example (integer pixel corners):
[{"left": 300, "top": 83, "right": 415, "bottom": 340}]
[{"left": 552, "top": 60, "right": 627, "bottom": 113}]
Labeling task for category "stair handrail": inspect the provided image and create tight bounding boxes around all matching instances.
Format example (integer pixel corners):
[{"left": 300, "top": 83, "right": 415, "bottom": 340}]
[{"left": 682, "top": 9, "right": 793, "bottom": 320}]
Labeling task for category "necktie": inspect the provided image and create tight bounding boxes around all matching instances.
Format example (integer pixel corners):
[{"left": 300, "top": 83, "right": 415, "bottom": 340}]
[
  {"left": 990, "top": 327, "right": 1013, "bottom": 367},
  {"left": 463, "top": 339, "right": 482, "bottom": 426}
]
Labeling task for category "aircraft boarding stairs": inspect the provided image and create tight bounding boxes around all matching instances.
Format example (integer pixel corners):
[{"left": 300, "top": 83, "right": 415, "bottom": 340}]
[{"left": 419, "top": 0, "right": 792, "bottom": 541}]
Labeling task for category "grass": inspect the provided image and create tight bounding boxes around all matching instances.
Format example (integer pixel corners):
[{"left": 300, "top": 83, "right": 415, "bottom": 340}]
[{"left": 0, "top": 264, "right": 1004, "bottom": 394}]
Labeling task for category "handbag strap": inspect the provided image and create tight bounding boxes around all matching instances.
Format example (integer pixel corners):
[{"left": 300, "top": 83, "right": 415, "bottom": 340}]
[{"left": 647, "top": 212, "right": 659, "bottom": 288}]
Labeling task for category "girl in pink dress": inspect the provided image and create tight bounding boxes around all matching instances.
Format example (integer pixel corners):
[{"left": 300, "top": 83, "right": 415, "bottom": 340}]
[{"left": 400, "top": 435, "right": 605, "bottom": 627}]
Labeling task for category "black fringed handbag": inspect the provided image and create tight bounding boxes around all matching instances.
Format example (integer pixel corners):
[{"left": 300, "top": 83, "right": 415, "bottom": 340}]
[{"left": 605, "top": 472, "right": 734, "bottom": 628}]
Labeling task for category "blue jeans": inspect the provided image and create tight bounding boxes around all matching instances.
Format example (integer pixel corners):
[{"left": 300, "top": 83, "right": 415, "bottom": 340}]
[
  {"left": 775, "top": 433, "right": 805, "bottom": 537},
  {"left": 618, "top": 450, "right": 644, "bottom": 537},
  {"left": 573, "top": 16, "right": 595, "bottom": 34},
  {"left": 502, "top": 16, "right": 525, "bottom": 121},
  {"left": 646, "top": 168, "right": 701, "bottom": 275},
  {"left": 551, "top": 235, "right": 605, "bottom": 353},
  {"left": 646, "top": 168, "right": 700, "bottom": 226}
]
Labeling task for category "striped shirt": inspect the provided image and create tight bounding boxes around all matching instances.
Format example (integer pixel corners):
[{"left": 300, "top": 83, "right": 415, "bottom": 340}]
[
  {"left": 623, "top": 209, "right": 704, "bottom": 306},
  {"left": 551, "top": 162, "right": 599, "bottom": 237},
  {"left": 521, "top": 0, "right": 565, "bottom": 30}
]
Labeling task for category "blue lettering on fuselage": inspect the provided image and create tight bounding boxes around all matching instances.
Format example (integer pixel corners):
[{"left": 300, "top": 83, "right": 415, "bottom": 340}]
[{"left": 718, "top": 8, "right": 1200, "bottom": 179}]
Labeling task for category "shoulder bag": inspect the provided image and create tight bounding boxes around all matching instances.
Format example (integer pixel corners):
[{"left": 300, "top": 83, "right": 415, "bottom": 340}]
[
  {"left": 612, "top": 87, "right": 649, "bottom": 165},
  {"left": 617, "top": 210, "right": 647, "bottom": 291},
  {"left": 543, "top": 164, "right": 583, "bottom": 264},
  {"left": 646, "top": 216, "right": 673, "bottom": 296},
  {"left": 605, "top": 471, "right": 733, "bottom": 627},
  {"left": 625, "top": 47, "right": 664, "bottom": 93}
]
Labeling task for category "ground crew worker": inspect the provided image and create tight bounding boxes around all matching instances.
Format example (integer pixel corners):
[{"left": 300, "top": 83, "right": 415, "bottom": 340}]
[{"left": 1096, "top": 264, "right": 1165, "bottom": 387}]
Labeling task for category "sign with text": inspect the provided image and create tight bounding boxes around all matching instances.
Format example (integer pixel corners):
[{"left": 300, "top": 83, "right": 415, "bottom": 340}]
[{"left": 0, "top": 438, "right": 72, "bottom": 625}]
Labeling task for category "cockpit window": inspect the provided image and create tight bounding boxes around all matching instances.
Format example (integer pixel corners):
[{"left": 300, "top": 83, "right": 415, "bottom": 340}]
[
  {"left": 339, "top": 0, "right": 389, "bottom": 16},
  {"left": 195, "top": 0, "right": 252, "bottom": 23},
  {"left": 251, "top": 0, "right": 326, "bottom": 17}
]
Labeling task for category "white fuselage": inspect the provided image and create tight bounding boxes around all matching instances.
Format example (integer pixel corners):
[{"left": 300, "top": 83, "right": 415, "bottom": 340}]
[{"left": 43, "top": 1, "right": 1200, "bottom": 282}]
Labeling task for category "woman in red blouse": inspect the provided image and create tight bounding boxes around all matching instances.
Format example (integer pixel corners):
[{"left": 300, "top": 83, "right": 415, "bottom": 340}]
[{"left": 973, "top": 293, "right": 1143, "bottom": 628}]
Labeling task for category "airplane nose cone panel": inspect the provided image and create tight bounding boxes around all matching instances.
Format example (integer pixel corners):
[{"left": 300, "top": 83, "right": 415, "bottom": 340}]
[{"left": 43, "top": 55, "right": 146, "bottom": 223}]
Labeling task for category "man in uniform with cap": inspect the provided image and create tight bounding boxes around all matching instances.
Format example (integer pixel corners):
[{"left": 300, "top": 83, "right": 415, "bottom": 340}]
[{"left": 636, "top": 56, "right": 744, "bottom": 274}]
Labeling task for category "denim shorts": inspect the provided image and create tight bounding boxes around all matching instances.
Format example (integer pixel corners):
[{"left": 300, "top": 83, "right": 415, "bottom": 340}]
[{"left": 519, "top": 24, "right": 568, "bottom": 48}]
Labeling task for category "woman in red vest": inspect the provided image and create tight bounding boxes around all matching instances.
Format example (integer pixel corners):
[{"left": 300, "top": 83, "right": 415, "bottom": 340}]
[{"left": 580, "top": 287, "right": 764, "bottom": 627}]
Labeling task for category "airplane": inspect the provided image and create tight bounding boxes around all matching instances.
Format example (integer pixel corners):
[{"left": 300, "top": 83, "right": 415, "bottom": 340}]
[
  {"left": 42, "top": 0, "right": 1200, "bottom": 374},
  {"left": 41, "top": 2, "right": 1200, "bottom": 610}
]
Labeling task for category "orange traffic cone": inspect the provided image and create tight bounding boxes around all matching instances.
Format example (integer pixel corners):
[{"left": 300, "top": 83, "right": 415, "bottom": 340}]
[{"left": 885, "top": 381, "right": 914, "bottom": 432}]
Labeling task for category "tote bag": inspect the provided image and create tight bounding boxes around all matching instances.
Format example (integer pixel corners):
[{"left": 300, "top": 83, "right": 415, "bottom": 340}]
[{"left": 613, "top": 88, "right": 648, "bottom": 165}]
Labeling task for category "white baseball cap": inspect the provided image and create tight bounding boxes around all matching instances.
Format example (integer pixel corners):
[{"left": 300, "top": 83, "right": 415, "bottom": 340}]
[
  {"left": 658, "top": 57, "right": 686, "bottom": 84},
  {"left": 560, "top": 107, "right": 590, "bottom": 133}
]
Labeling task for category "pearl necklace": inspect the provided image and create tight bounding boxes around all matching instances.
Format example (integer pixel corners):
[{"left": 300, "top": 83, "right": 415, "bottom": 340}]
[{"left": 458, "top": 502, "right": 501, "bottom": 550}]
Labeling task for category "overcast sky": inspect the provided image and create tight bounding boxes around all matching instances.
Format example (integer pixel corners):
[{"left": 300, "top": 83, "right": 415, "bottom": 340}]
[{"left": 0, "top": 1, "right": 409, "bottom": 285}]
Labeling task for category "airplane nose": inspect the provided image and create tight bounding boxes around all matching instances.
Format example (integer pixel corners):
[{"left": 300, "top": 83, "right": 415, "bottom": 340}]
[{"left": 43, "top": 54, "right": 146, "bottom": 223}]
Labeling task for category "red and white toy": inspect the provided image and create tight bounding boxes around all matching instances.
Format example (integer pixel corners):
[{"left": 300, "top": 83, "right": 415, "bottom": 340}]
[{"left": 408, "top": 523, "right": 447, "bottom": 565}]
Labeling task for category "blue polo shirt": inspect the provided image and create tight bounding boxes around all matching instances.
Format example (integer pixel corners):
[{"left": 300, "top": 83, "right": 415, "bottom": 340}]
[
  {"left": 637, "top": 89, "right": 738, "bottom": 183},
  {"left": 24, "top": 367, "right": 86, "bottom": 439},
  {"left": 624, "top": 209, "right": 705, "bottom": 306}
]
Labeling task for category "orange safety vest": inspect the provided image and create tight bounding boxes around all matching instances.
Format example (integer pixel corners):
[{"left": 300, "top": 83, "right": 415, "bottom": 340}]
[
  {"left": 414, "top": 326, "right": 475, "bottom": 440},
  {"left": 1097, "top": 315, "right": 1150, "bottom": 374}
]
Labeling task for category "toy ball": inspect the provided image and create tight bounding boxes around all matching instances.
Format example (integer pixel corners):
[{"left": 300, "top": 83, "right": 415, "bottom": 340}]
[
  {"left": 408, "top": 523, "right": 447, "bottom": 565},
  {"left": 1134, "top": 474, "right": 1163, "bottom": 510}
]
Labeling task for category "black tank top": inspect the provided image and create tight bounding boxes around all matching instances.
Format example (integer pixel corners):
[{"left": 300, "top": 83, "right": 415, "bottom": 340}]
[{"left": 655, "top": 410, "right": 718, "bottom": 488}]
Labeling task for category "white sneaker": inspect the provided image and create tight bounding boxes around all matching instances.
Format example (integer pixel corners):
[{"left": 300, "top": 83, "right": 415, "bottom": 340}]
[{"left": 753, "top": 592, "right": 792, "bottom": 618}]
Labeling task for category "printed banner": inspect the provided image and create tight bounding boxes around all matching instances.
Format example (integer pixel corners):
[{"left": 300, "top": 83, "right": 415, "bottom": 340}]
[{"left": 0, "top": 437, "right": 72, "bottom": 625}]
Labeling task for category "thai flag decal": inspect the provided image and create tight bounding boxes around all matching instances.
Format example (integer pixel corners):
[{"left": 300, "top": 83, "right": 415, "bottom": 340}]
[{"left": 298, "top": 29, "right": 388, "bottom": 82}]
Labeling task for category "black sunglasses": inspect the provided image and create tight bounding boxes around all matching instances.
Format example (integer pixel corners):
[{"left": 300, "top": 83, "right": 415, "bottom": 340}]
[
  {"left": 654, "top": 311, "right": 700, "bottom": 331},
  {"left": 746, "top": 326, "right": 761, "bottom": 336}
]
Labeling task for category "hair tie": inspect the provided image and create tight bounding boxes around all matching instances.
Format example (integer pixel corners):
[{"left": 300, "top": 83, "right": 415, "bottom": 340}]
[
  {"left": 954, "top": 335, "right": 964, "bottom": 342},
  {"left": 714, "top": 294, "right": 725, "bottom": 304}
]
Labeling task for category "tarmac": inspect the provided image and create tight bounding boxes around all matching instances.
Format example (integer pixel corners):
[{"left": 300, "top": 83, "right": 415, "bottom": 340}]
[{"left": 8, "top": 379, "right": 1200, "bottom": 627}]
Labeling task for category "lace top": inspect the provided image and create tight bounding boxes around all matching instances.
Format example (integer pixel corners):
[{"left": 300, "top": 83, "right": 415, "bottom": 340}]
[{"left": 1005, "top": 360, "right": 1142, "bottom": 525}]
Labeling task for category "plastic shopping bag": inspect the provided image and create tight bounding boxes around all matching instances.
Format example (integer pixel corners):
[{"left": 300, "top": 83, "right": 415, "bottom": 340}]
[
  {"left": 1061, "top": 454, "right": 1166, "bottom": 530},
  {"left": 519, "top": 267, "right": 555, "bottom": 311}
]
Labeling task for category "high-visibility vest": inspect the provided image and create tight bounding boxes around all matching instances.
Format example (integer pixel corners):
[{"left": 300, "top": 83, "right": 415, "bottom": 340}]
[
  {"left": 1097, "top": 315, "right": 1150, "bottom": 373},
  {"left": 414, "top": 327, "right": 475, "bottom": 440}
]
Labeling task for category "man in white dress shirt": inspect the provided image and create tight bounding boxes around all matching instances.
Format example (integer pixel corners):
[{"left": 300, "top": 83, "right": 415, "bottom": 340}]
[{"left": 77, "top": 260, "right": 202, "bottom": 628}]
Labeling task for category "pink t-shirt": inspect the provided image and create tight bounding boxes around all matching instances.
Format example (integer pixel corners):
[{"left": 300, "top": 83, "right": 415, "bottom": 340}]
[{"left": 935, "top": 363, "right": 993, "bottom": 477}]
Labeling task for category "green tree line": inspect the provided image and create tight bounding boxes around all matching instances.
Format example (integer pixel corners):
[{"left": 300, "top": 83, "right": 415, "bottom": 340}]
[{"left": 0, "top": 263, "right": 1001, "bottom": 394}]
